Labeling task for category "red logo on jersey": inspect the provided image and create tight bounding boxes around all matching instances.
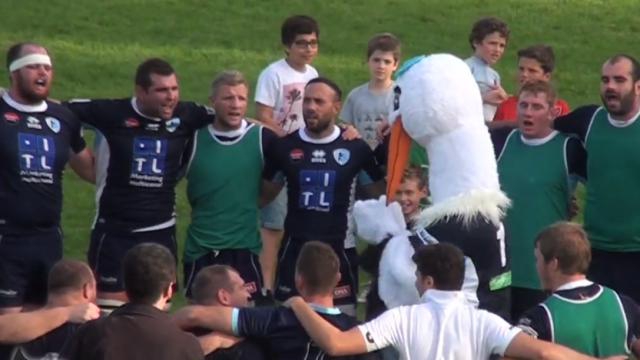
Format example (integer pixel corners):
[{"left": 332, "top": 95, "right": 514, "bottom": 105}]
[
  {"left": 124, "top": 118, "right": 140, "bottom": 128},
  {"left": 4, "top": 112, "right": 20, "bottom": 123},
  {"left": 244, "top": 281, "right": 257, "bottom": 294},
  {"left": 290, "top": 148, "right": 304, "bottom": 161},
  {"left": 333, "top": 285, "right": 352, "bottom": 299}
]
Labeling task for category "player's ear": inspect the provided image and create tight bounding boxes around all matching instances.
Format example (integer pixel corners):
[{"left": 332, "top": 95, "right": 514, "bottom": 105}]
[{"left": 334, "top": 272, "right": 341, "bottom": 288}]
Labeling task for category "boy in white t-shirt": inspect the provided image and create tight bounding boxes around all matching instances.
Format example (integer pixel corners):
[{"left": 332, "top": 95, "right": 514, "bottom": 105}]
[
  {"left": 255, "top": 15, "right": 319, "bottom": 137},
  {"left": 255, "top": 15, "right": 320, "bottom": 298},
  {"left": 340, "top": 33, "right": 400, "bottom": 150}
]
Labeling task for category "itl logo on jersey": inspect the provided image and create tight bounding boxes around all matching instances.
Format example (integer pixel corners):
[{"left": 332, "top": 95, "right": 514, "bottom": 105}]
[
  {"left": 298, "top": 170, "right": 336, "bottom": 211},
  {"left": 130, "top": 137, "right": 167, "bottom": 188},
  {"left": 18, "top": 133, "right": 56, "bottom": 183}
]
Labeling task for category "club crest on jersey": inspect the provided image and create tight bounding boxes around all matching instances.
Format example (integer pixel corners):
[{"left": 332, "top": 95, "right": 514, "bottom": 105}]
[
  {"left": 311, "top": 149, "right": 326, "bottom": 163},
  {"left": 44, "top": 117, "right": 60, "bottom": 133},
  {"left": 333, "top": 148, "right": 350, "bottom": 166},
  {"left": 124, "top": 118, "right": 140, "bottom": 128},
  {"left": 4, "top": 112, "right": 20, "bottom": 124},
  {"left": 165, "top": 117, "right": 180, "bottom": 133},
  {"left": 27, "top": 116, "right": 42, "bottom": 130},
  {"left": 289, "top": 148, "right": 304, "bottom": 162}
]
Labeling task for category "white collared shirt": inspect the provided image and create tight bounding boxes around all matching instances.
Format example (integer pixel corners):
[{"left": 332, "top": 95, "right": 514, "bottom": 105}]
[{"left": 358, "top": 289, "right": 521, "bottom": 360}]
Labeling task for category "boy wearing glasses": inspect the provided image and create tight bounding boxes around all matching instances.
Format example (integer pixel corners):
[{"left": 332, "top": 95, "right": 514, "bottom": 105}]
[{"left": 255, "top": 15, "right": 320, "bottom": 299}]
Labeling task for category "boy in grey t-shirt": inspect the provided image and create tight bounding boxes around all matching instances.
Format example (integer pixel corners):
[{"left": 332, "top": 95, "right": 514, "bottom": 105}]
[{"left": 340, "top": 33, "right": 400, "bottom": 149}]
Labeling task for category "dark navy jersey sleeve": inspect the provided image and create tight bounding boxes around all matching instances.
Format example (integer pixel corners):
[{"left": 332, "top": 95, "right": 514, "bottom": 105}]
[
  {"left": 65, "top": 99, "right": 116, "bottom": 128},
  {"left": 178, "top": 102, "right": 216, "bottom": 130},
  {"left": 517, "top": 304, "right": 551, "bottom": 341},
  {"left": 234, "top": 307, "right": 278, "bottom": 338},
  {"left": 553, "top": 105, "right": 600, "bottom": 142},
  {"left": 357, "top": 140, "right": 385, "bottom": 184},
  {"left": 565, "top": 136, "right": 587, "bottom": 180},
  {"left": 619, "top": 294, "right": 640, "bottom": 348},
  {"left": 490, "top": 127, "right": 514, "bottom": 158},
  {"left": 262, "top": 135, "right": 283, "bottom": 182},
  {"left": 261, "top": 127, "right": 278, "bottom": 155}
]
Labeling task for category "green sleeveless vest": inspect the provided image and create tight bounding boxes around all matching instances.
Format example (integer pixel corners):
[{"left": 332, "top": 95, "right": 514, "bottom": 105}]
[
  {"left": 498, "top": 131, "right": 570, "bottom": 289},
  {"left": 184, "top": 123, "right": 263, "bottom": 261},
  {"left": 543, "top": 286, "right": 629, "bottom": 356},
  {"left": 584, "top": 107, "right": 640, "bottom": 251}
]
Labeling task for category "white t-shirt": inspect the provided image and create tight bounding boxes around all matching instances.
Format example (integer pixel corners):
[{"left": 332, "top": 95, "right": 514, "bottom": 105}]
[
  {"left": 465, "top": 55, "right": 500, "bottom": 122},
  {"left": 340, "top": 82, "right": 394, "bottom": 149},
  {"left": 255, "top": 58, "right": 319, "bottom": 134},
  {"left": 358, "top": 290, "right": 520, "bottom": 360}
]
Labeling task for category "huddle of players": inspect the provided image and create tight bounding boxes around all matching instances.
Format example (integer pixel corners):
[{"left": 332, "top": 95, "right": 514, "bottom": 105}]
[{"left": 2, "top": 11, "right": 640, "bottom": 360}]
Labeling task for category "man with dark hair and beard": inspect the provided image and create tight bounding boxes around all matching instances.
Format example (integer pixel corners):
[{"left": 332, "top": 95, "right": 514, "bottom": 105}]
[
  {"left": 261, "top": 77, "right": 386, "bottom": 315},
  {"left": 553, "top": 54, "right": 640, "bottom": 304},
  {"left": 0, "top": 42, "right": 94, "bottom": 316}
]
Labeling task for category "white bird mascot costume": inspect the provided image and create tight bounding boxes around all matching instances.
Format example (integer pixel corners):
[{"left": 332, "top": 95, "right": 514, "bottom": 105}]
[{"left": 355, "top": 54, "right": 511, "bottom": 320}]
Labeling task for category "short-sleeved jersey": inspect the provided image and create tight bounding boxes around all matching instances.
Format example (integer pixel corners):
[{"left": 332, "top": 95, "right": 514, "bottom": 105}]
[
  {"left": 263, "top": 126, "right": 384, "bottom": 243},
  {"left": 254, "top": 59, "right": 319, "bottom": 134},
  {"left": 66, "top": 97, "right": 214, "bottom": 232},
  {"left": 0, "top": 94, "right": 86, "bottom": 233},
  {"left": 518, "top": 281, "right": 640, "bottom": 354},
  {"left": 232, "top": 305, "right": 369, "bottom": 360},
  {"left": 358, "top": 290, "right": 520, "bottom": 360}
]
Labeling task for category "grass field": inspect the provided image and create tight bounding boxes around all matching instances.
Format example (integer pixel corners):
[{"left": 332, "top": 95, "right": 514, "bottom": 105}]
[{"left": 1, "top": 0, "right": 639, "bottom": 310}]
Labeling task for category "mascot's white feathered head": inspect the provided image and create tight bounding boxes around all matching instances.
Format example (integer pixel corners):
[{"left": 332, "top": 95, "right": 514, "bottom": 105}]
[{"left": 386, "top": 54, "right": 509, "bottom": 227}]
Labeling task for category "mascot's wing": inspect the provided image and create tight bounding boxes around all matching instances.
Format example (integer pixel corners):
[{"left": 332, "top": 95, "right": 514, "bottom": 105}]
[
  {"left": 354, "top": 195, "right": 406, "bottom": 245},
  {"left": 378, "top": 234, "right": 420, "bottom": 308}
]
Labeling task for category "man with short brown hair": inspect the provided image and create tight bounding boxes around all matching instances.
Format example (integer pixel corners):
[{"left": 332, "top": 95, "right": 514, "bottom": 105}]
[{"left": 517, "top": 222, "right": 640, "bottom": 357}]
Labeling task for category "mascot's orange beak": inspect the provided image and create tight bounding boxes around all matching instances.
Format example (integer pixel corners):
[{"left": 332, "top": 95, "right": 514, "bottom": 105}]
[{"left": 386, "top": 117, "right": 413, "bottom": 203}]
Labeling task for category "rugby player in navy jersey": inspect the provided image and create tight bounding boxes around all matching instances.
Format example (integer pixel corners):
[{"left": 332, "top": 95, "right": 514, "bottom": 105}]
[
  {"left": 174, "top": 241, "right": 380, "bottom": 360},
  {"left": 0, "top": 43, "right": 94, "bottom": 315},
  {"left": 261, "top": 77, "right": 385, "bottom": 315},
  {"left": 65, "top": 58, "right": 216, "bottom": 313}
]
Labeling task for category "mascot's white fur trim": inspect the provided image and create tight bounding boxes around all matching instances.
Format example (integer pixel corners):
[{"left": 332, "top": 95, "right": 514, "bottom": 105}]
[{"left": 355, "top": 54, "right": 510, "bottom": 310}]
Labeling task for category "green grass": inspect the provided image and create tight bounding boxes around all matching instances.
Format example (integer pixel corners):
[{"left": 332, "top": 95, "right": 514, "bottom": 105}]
[{"left": 1, "top": 0, "right": 639, "bottom": 311}]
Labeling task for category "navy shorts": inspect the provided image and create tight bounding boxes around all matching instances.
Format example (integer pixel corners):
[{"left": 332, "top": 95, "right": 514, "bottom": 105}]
[
  {"left": 183, "top": 249, "right": 264, "bottom": 299},
  {"left": 0, "top": 229, "right": 63, "bottom": 308},
  {"left": 88, "top": 226, "right": 177, "bottom": 293},
  {"left": 274, "top": 236, "right": 358, "bottom": 306}
]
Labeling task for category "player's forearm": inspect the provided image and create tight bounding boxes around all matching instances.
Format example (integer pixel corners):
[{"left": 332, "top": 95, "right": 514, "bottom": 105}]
[
  {"left": 69, "top": 148, "right": 96, "bottom": 184},
  {"left": 255, "top": 105, "right": 285, "bottom": 137},
  {"left": 0, "top": 307, "right": 70, "bottom": 343}
]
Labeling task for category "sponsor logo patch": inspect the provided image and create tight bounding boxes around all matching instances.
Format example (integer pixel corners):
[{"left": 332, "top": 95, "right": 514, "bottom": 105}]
[
  {"left": 289, "top": 148, "right": 304, "bottom": 162},
  {"left": 124, "top": 118, "right": 140, "bottom": 128},
  {"left": 333, "top": 285, "right": 352, "bottom": 299},
  {"left": 145, "top": 122, "right": 160, "bottom": 131},
  {"left": 4, "top": 112, "right": 20, "bottom": 124}
]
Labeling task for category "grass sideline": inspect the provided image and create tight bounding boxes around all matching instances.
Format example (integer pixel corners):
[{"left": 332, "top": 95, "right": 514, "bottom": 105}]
[{"left": 1, "top": 0, "right": 638, "bottom": 311}]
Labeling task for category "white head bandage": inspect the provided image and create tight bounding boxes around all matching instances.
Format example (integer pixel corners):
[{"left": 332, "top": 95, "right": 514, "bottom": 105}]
[{"left": 9, "top": 54, "right": 52, "bottom": 72}]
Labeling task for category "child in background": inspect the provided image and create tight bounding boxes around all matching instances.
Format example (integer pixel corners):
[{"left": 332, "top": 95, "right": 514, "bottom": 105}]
[
  {"left": 340, "top": 33, "right": 400, "bottom": 150},
  {"left": 465, "top": 17, "right": 510, "bottom": 123}
]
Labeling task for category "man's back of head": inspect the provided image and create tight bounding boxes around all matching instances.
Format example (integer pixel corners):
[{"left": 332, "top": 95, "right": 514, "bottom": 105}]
[
  {"left": 123, "top": 243, "right": 176, "bottom": 306},
  {"left": 47, "top": 259, "right": 96, "bottom": 306},
  {"left": 294, "top": 241, "right": 341, "bottom": 298}
]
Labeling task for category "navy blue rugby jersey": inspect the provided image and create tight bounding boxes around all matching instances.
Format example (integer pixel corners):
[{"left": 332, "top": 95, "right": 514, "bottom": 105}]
[
  {"left": 263, "top": 126, "right": 384, "bottom": 241},
  {"left": 66, "top": 98, "right": 214, "bottom": 232},
  {"left": 232, "top": 304, "right": 371, "bottom": 360},
  {"left": 0, "top": 94, "right": 86, "bottom": 232}
]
